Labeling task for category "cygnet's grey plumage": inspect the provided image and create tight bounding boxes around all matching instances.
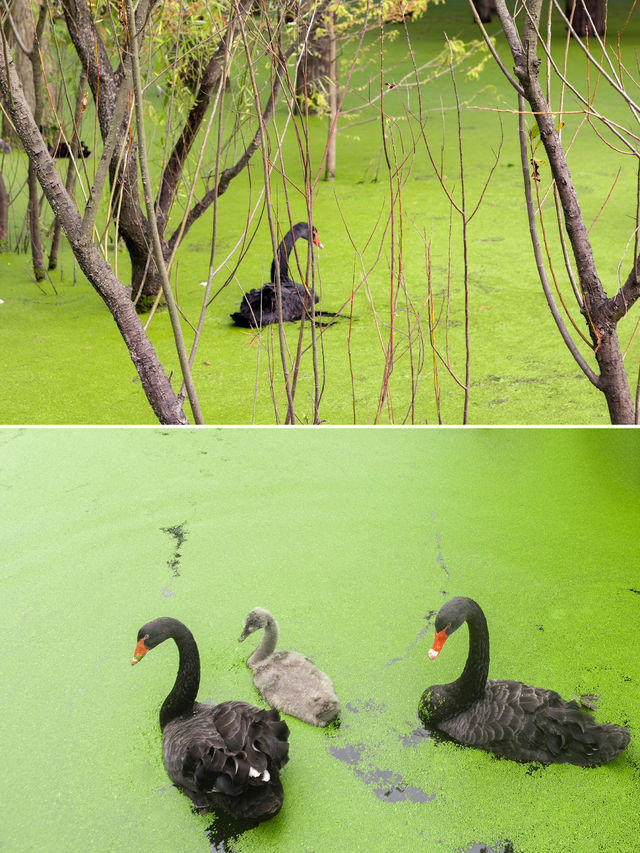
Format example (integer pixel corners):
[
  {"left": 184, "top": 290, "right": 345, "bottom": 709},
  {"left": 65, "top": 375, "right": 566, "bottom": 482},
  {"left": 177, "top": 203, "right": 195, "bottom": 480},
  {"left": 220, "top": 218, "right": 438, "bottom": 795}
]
[{"left": 239, "top": 607, "right": 340, "bottom": 727}]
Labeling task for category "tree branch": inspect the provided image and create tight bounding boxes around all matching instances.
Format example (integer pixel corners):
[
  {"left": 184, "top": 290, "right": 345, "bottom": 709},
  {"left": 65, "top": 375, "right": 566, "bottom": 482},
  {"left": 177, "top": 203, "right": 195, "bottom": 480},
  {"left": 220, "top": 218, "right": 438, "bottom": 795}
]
[
  {"left": 155, "top": 0, "right": 255, "bottom": 236},
  {"left": 125, "top": 0, "right": 203, "bottom": 423},
  {"left": 0, "top": 32, "right": 188, "bottom": 424},
  {"left": 165, "top": 68, "right": 284, "bottom": 255}
]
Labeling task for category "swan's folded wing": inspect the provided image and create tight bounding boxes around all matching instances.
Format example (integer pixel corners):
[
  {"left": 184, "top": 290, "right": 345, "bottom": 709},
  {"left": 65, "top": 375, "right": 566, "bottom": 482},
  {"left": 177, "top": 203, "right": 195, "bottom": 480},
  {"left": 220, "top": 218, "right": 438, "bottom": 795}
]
[
  {"left": 438, "top": 680, "right": 629, "bottom": 765},
  {"left": 163, "top": 701, "right": 290, "bottom": 798},
  {"left": 438, "top": 680, "right": 572, "bottom": 749}
]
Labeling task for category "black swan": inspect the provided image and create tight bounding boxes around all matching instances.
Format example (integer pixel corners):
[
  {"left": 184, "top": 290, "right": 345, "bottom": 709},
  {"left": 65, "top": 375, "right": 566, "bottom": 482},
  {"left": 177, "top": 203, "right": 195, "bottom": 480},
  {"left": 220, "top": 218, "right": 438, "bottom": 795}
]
[
  {"left": 48, "top": 140, "right": 91, "bottom": 158},
  {"left": 418, "top": 597, "right": 630, "bottom": 766},
  {"left": 131, "top": 617, "right": 290, "bottom": 822},
  {"left": 239, "top": 607, "right": 340, "bottom": 727},
  {"left": 230, "top": 222, "right": 337, "bottom": 327}
]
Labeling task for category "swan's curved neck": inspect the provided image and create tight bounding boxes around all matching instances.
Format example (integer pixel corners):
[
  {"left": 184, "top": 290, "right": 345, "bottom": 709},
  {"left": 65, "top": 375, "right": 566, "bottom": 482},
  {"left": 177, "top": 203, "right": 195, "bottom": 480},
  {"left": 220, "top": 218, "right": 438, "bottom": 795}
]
[
  {"left": 248, "top": 616, "right": 279, "bottom": 667},
  {"left": 457, "top": 605, "right": 490, "bottom": 700},
  {"left": 159, "top": 624, "right": 200, "bottom": 729},
  {"left": 270, "top": 230, "right": 298, "bottom": 283},
  {"left": 428, "top": 603, "right": 489, "bottom": 724}
]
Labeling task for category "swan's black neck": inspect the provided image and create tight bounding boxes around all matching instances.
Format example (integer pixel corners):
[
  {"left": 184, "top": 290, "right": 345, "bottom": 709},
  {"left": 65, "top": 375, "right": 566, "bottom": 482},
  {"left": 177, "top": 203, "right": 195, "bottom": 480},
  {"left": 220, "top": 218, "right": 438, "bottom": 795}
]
[
  {"left": 424, "top": 599, "right": 490, "bottom": 724},
  {"left": 159, "top": 620, "right": 201, "bottom": 730},
  {"left": 270, "top": 225, "right": 307, "bottom": 283},
  {"left": 456, "top": 602, "right": 490, "bottom": 703}
]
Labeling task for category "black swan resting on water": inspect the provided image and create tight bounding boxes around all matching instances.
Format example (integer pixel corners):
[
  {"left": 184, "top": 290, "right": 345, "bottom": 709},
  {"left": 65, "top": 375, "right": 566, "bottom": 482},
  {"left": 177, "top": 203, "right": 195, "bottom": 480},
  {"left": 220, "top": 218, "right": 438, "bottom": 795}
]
[
  {"left": 418, "top": 597, "right": 630, "bottom": 766},
  {"left": 239, "top": 607, "right": 341, "bottom": 727},
  {"left": 231, "top": 223, "right": 337, "bottom": 327},
  {"left": 132, "top": 617, "right": 290, "bottom": 822}
]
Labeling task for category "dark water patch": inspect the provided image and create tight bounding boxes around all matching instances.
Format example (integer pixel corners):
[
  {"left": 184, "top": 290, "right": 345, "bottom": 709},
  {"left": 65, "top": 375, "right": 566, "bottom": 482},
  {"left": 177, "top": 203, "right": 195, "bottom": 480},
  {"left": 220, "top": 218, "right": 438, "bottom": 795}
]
[
  {"left": 433, "top": 527, "right": 451, "bottom": 588},
  {"left": 387, "top": 614, "right": 434, "bottom": 666},
  {"left": 343, "top": 699, "right": 386, "bottom": 716},
  {"left": 161, "top": 522, "right": 189, "bottom": 578},
  {"left": 328, "top": 741, "right": 435, "bottom": 804},
  {"left": 328, "top": 706, "right": 434, "bottom": 805},
  {"left": 329, "top": 743, "right": 364, "bottom": 766},
  {"left": 397, "top": 725, "right": 431, "bottom": 748},
  {"left": 628, "top": 588, "right": 640, "bottom": 595},
  {"left": 206, "top": 810, "right": 257, "bottom": 853}
]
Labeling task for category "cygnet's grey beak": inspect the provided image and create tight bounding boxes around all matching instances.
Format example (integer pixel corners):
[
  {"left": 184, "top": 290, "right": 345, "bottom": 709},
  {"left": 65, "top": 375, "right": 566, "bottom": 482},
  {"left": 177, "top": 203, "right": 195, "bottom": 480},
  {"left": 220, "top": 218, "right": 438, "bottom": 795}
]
[{"left": 238, "top": 629, "right": 248, "bottom": 642}]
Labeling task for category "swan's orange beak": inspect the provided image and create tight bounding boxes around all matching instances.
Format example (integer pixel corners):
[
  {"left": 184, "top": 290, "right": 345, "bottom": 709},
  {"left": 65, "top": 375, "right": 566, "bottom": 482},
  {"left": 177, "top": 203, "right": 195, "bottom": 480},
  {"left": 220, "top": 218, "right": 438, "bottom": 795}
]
[
  {"left": 313, "top": 233, "right": 324, "bottom": 249},
  {"left": 429, "top": 626, "right": 448, "bottom": 660},
  {"left": 131, "top": 637, "right": 149, "bottom": 665}
]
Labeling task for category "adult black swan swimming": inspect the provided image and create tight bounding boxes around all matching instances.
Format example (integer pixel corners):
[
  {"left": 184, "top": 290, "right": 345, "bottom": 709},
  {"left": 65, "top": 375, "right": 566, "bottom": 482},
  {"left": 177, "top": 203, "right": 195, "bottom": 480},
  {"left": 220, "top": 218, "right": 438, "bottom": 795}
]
[
  {"left": 418, "top": 597, "right": 630, "bottom": 766},
  {"left": 131, "top": 617, "right": 290, "bottom": 822},
  {"left": 231, "top": 222, "right": 337, "bottom": 327}
]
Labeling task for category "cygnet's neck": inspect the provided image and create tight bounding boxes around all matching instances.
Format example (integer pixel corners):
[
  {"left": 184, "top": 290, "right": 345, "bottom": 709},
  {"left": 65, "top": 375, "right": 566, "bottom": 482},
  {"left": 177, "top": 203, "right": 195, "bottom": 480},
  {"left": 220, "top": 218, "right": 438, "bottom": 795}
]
[{"left": 248, "top": 615, "right": 279, "bottom": 667}]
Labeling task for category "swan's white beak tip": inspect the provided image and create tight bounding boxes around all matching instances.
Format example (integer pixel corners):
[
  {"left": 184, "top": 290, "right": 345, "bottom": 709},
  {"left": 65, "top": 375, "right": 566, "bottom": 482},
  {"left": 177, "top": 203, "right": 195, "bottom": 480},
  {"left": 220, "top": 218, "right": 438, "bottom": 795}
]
[{"left": 428, "top": 648, "right": 439, "bottom": 660}]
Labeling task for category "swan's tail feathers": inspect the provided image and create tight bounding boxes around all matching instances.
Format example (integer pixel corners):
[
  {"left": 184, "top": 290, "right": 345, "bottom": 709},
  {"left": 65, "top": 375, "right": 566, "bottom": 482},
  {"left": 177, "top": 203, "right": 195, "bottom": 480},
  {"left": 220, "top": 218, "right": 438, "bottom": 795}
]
[
  {"left": 541, "top": 708, "right": 630, "bottom": 766},
  {"left": 230, "top": 310, "right": 279, "bottom": 328},
  {"left": 315, "top": 698, "right": 341, "bottom": 726}
]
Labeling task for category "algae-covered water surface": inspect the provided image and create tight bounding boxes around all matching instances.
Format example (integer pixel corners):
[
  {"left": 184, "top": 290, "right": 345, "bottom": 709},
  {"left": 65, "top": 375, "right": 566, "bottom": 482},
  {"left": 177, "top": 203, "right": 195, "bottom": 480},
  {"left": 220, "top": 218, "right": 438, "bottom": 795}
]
[{"left": 1, "top": 428, "right": 639, "bottom": 852}]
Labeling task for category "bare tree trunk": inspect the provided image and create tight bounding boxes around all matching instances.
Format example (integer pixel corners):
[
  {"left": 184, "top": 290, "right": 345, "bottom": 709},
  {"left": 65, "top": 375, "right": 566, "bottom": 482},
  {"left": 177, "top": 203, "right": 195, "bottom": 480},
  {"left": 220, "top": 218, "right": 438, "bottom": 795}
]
[
  {"left": 0, "top": 171, "right": 8, "bottom": 250},
  {"left": 49, "top": 72, "right": 88, "bottom": 271},
  {"left": 487, "top": 0, "right": 637, "bottom": 423},
  {"left": 0, "top": 45, "right": 189, "bottom": 424},
  {"left": 324, "top": 9, "right": 337, "bottom": 181},
  {"left": 1, "top": 0, "right": 35, "bottom": 145},
  {"left": 26, "top": 1, "right": 49, "bottom": 282},
  {"left": 295, "top": 3, "right": 331, "bottom": 115}
]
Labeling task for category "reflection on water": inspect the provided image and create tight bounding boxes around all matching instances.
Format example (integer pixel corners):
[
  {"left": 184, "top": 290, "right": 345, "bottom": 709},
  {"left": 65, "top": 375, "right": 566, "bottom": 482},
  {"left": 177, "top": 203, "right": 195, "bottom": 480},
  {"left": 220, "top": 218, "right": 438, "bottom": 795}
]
[{"left": 206, "top": 809, "right": 256, "bottom": 853}]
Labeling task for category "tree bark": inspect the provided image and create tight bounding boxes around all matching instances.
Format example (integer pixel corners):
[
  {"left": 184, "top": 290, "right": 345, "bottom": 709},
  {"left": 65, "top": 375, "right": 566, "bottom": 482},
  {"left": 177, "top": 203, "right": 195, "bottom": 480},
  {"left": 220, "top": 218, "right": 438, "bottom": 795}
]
[
  {"left": 492, "top": 0, "right": 636, "bottom": 423},
  {"left": 27, "top": 0, "right": 49, "bottom": 282},
  {"left": 324, "top": 9, "right": 337, "bottom": 180},
  {"left": 295, "top": 4, "right": 331, "bottom": 115},
  {"left": 0, "top": 44, "right": 189, "bottom": 424},
  {"left": 1, "top": 0, "right": 35, "bottom": 144},
  {"left": 0, "top": 171, "right": 8, "bottom": 251},
  {"left": 49, "top": 72, "right": 88, "bottom": 271}
]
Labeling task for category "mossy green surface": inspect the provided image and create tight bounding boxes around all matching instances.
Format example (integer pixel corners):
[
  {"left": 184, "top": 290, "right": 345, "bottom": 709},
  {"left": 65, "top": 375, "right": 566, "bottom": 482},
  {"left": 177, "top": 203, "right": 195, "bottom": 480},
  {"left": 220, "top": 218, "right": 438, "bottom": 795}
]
[
  {"left": 1, "top": 1, "right": 640, "bottom": 423},
  {"left": 1, "top": 427, "right": 639, "bottom": 851}
]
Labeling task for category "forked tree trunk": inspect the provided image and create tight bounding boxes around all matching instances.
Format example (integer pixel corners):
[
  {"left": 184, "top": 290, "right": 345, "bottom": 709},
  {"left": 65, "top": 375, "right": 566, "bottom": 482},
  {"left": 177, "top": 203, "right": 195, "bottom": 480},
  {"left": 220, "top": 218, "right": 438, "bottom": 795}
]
[
  {"left": 0, "top": 47, "right": 189, "bottom": 424},
  {"left": 489, "top": 0, "right": 638, "bottom": 423}
]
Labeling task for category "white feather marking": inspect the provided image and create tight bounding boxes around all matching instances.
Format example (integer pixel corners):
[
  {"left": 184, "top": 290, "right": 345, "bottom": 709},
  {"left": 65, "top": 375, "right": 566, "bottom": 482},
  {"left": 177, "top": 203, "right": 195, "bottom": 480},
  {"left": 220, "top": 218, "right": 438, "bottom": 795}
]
[{"left": 248, "top": 766, "right": 270, "bottom": 782}]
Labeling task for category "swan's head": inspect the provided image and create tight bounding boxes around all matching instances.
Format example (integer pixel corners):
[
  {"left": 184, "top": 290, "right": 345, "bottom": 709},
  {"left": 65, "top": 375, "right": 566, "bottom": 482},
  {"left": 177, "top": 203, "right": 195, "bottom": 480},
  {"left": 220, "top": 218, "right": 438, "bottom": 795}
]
[
  {"left": 131, "top": 617, "right": 182, "bottom": 664},
  {"left": 311, "top": 226, "right": 324, "bottom": 250},
  {"left": 428, "top": 597, "right": 478, "bottom": 660},
  {"left": 239, "top": 607, "right": 274, "bottom": 642},
  {"left": 290, "top": 222, "right": 323, "bottom": 250}
]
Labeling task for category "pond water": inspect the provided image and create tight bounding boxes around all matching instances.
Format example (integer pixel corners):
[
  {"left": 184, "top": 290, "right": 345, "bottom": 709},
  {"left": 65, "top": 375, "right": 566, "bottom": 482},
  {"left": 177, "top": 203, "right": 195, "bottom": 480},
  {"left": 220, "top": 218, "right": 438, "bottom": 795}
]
[{"left": 1, "top": 428, "right": 638, "bottom": 851}]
